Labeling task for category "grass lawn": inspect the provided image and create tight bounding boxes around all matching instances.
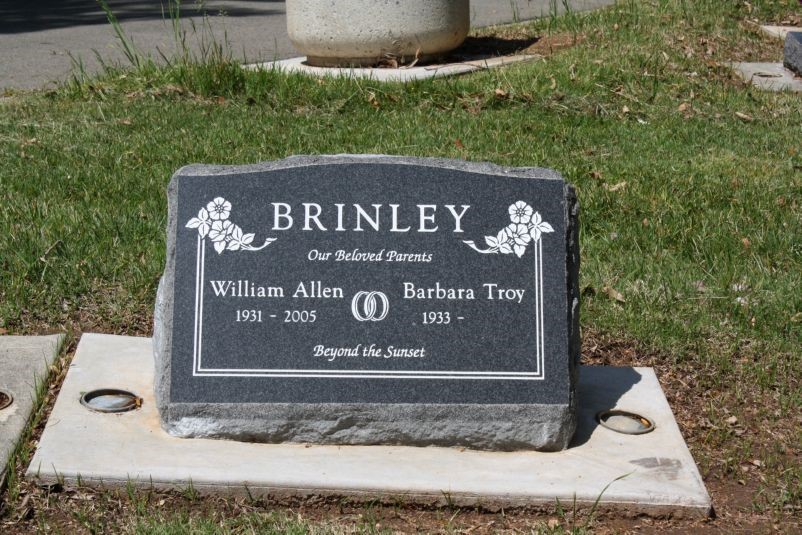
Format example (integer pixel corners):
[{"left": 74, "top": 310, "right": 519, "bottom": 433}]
[{"left": 1, "top": 0, "right": 801, "bottom": 532}]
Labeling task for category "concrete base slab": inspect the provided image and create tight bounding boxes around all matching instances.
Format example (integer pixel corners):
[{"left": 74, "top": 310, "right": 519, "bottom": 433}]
[
  {"left": 28, "top": 334, "right": 711, "bottom": 517},
  {"left": 1, "top": 334, "right": 64, "bottom": 485},
  {"left": 760, "top": 25, "right": 801, "bottom": 40},
  {"left": 245, "top": 54, "right": 541, "bottom": 81},
  {"left": 730, "top": 62, "right": 802, "bottom": 92}
]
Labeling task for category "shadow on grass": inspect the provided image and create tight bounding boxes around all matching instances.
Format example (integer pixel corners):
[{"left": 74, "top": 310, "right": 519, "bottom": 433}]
[{"left": 451, "top": 35, "right": 542, "bottom": 60}]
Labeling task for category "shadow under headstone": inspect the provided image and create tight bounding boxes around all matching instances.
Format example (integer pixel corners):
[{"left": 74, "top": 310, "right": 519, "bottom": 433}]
[{"left": 570, "top": 366, "right": 643, "bottom": 448}]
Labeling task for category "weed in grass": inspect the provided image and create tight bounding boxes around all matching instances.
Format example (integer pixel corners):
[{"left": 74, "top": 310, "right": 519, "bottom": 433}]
[
  {"left": 441, "top": 490, "right": 456, "bottom": 509},
  {"left": 547, "top": 0, "right": 580, "bottom": 39},
  {"left": 126, "top": 479, "right": 153, "bottom": 516},
  {"left": 548, "top": 475, "right": 627, "bottom": 534},
  {"left": 66, "top": 0, "right": 246, "bottom": 100},
  {"left": 510, "top": 0, "right": 521, "bottom": 24},
  {"left": 242, "top": 482, "right": 255, "bottom": 505},
  {"left": 181, "top": 479, "right": 199, "bottom": 502}
]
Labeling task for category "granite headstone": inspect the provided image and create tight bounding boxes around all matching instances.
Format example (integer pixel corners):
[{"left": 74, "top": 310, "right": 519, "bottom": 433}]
[
  {"left": 154, "top": 155, "right": 580, "bottom": 451},
  {"left": 784, "top": 31, "right": 802, "bottom": 76}
]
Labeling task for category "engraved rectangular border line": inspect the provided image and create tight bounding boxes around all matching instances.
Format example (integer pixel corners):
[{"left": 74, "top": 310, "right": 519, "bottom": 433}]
[{"left": 188, "top": 229, "right": 546, "bottom": 381}]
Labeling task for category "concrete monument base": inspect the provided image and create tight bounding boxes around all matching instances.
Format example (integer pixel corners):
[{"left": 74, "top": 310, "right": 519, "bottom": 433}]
[
  {"left": 0, "top": 334, "right": 64, "bottom": 486},
  {"left": 245, "top": 54, "right": 541, "bottom": 82},
  {"left": 27, "top": 334, "right": 711, "bottom": 517},
  {"left": 730, "top": 61, "right": 802, "bottom": 92},
  {"left": 759, "top": 25, "right": 801, "bottom": 40},
  {"left": 286, "top": 0, "right": 469, "bottom": 67}
]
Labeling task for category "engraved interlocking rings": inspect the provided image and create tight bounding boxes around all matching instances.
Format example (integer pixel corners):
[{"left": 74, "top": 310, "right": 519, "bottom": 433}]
[{"left": 351, "top": 291, "right": 390, "bottom": 322}]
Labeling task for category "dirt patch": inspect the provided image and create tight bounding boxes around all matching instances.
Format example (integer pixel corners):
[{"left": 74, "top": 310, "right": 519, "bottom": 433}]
[
  {"left": 582, "top": 329, "right": 801, "bottom": 528},
  {"left": 523, "top": 32, "right": 586, "bottom": 56},
  {"left": 451, "top": 32, "right": 584, "bottom": 60},
  {"left": 376, "top": 32, "right": 581, "bottom": 68},
  {"left": 772, "top": 12, "right": 801, "bottom": 26}
]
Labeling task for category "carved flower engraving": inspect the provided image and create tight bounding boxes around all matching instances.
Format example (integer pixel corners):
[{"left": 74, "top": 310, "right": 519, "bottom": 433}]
[
  {"left": 528, "top": 211, "right": 554, "bottom": 243},
  {"left": 464, "top": 201, "right": 553, "bottom": 257},
  {"left": 506, "top": 223, "right": 532, "bottom": 257},
  {"left": 186, "top": 197, "right": 275, "bottom": 254},
  {"left": 209, "top": 220, "right": 233, "bottom": 243},
  {"left": 206, "top": 197, "right": 231, "bottom": 221},
  {"left": 186, "top": 207, "right": 211, "bottom": 238},
  {"left": 509, "top": 200, "right": 534, "bottom": 224}
]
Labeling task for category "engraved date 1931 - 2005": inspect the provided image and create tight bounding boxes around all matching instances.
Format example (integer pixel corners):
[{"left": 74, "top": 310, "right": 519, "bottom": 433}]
[{"left": 236, "top": 309, "right": 317, "bottom": 323}]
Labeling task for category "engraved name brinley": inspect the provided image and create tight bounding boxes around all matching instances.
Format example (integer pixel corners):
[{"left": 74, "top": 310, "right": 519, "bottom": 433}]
[{"left": 183, "top": 196, "right": 552, "bottom": 379}]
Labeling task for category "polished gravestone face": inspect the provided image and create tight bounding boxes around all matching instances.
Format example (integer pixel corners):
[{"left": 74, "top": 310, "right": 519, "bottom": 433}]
[{"left": 154, "top": 155, "right": 579, "bottom": 451}]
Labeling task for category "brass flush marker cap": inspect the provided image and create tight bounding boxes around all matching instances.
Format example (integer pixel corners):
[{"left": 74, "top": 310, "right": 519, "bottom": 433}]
[
  {"left": 0, "top": 390, "right": 13, "bottom": 411},
  {"left": 596, "top": 409, "right": 655, "bottom": 435},
  {"left": 80, "top": 389, "right": 141, "bottom": 413}
]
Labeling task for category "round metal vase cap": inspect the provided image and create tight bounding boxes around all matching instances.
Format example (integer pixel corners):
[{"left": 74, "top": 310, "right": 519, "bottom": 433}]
[
  {"left": 0, "top": 390, "right": 13, "bottom": 411},
  {"left": 596, "top": 409, "right": 655, "bottom": 435},
  {"left": 80, "top": 389, "right": 141, "bottom": 413}
]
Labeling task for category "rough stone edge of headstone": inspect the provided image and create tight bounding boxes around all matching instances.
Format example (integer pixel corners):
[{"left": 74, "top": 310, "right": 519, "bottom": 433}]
[
  {"left": 172, "top": 154, "right": 564, "bottom": 181},
  {"left": 784, "top": 31, "right": 802, "bottom": 76},
  {"left": 162, "top": 402, "right": 574, "bottom": 451},
  {"left": 565, "top": 182, "right": 580, "bottom": 442},
  {"left": 0, "top": 333, "right": 65, "bottom": 488},
  {"left": 153, "top": 183, "right": 176, "bottom": 415},
  {"left": 154, "top": 155, "right": 577, "bottom": 451}
]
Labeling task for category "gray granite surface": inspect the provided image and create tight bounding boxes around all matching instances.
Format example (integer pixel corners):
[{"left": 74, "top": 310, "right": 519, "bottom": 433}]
[
  {"left": 784, "top": 31, "right": 802, "bottom": 75},
  {"left": 154, "top": 155, "right": 579, "bottom": 450}
]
